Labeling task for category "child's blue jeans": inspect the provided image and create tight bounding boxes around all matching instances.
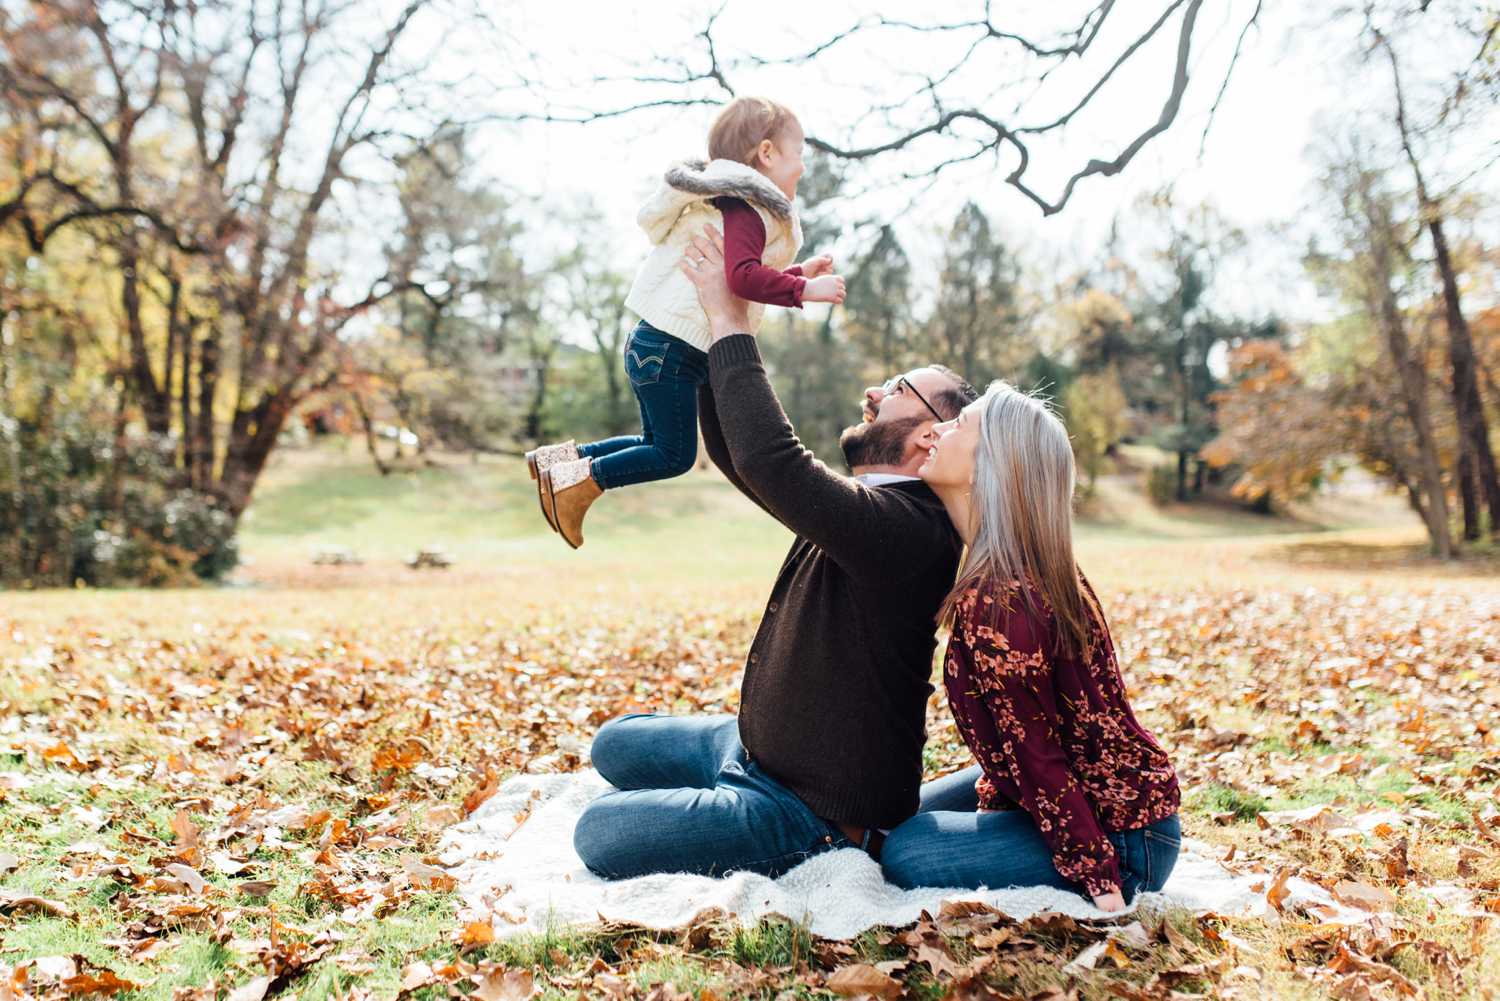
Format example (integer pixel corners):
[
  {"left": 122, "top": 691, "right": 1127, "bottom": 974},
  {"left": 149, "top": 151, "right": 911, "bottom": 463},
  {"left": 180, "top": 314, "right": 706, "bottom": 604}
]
[{"left": 578, "top": 321, "right": 709, "bottom": 490}]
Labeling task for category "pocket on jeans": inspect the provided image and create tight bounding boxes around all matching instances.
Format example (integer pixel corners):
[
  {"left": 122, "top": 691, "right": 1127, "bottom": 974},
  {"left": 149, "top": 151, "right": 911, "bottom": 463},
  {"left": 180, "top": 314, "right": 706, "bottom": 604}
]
[
  {"left": 1141, "top": 828, "right": 1181, "bottom": 891},
  {"left": 626, "top": 343, "right": 666, "bottom": 387}
]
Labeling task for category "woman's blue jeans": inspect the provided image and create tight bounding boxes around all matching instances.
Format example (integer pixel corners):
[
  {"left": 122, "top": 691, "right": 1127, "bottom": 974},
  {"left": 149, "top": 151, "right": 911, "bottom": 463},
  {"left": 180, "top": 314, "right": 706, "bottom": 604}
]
[
  {"left": 578, "top": 321, "right": 709, "bottom": 490},
  {"left": 882, "top": 766, "right": 1182, "bottom": 902}
]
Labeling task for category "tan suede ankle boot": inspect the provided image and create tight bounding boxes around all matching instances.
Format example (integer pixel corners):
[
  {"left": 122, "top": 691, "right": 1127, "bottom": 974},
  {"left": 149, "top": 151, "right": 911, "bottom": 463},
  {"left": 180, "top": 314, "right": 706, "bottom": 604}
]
[
  {"left": 528, "top": 441, "right": 579, "bottom": 532},
  {"left": 541, "top": 458, "right": 603, "bottom": 549},
  {"left": 525, "top": 439, "right": 579, "bottom": 481}
]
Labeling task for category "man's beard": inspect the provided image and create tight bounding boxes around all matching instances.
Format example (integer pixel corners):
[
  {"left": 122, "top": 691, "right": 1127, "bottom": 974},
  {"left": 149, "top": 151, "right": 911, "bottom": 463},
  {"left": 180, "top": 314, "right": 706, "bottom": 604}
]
[{"left": 839, "top": 416, "right": 925, "bottom": 470}]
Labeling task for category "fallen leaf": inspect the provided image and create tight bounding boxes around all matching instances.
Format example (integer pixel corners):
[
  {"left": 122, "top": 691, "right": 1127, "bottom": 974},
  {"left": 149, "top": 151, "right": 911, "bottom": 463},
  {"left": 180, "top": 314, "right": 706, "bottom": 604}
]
[
  {"left": 1062, "top": 941, "right": 1107, "bottom": 975},
  {"left": 0, "top": 892, "right": 73, "bottom": 917},
  {"left": 471, "top": 967, "right": 534, "bottom": 1001},
  {"left": 171, "top": 810, "right": 203, "bottom": 865},
  {"left": 1266, "top": 867, "right": 1294, "bottom": 913},
  {"left": 1332, "top": 880, "right": 1398, "bottom": 912},
  {"left": 916, "top": 939, "right": 967, "bottom": 979},
  {"left": 224, "top": 975, "right": 271, "bottom": 1001},
  {"left": 463, "top": 770, "right": 501, "bottom": 816},
  {"left": 209, "top": 851, "right": 250, "bottom": 876},
  {"left": 372, "top": 739, "right": 426, "bottom": 772},
  {"left": 162, "top": 863, "right": 207, "bottom": 894},
  {"left": 31, "top": 957, "right": 78, "bottom": 982},
  {"left": 456, "top": 920, "right": 495, "bottom": 950},
  {"left": 62, "top": 970, "right": 139, "bottom": 996},
  {"left": 42, "top": 742, "right": 89, "bottom": 772},
  {"left": 399, "top": 962, "right": 434, "bottom": 993},
  {"left": 1257, "top": 804, "right": 1354, "bottom": 834},
  {"left": 826, "top": 964, "right": 902, "bottom": 1000},
  {"left": 402, "top": 857, "right": 457, "bottom": 891}
]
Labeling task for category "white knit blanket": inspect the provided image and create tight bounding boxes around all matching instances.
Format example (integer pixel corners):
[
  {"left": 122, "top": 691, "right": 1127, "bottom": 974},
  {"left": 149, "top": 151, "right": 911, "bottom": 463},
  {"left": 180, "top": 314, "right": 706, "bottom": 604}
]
[{"left": 439, "top": 771, "right": 1367, "bottom": 940}]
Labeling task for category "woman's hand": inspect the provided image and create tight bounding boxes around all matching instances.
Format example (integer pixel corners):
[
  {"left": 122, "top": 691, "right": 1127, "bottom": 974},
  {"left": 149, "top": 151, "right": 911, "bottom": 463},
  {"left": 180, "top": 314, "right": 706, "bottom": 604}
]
[
  {"left": 798, "top": 254, "right": 834, "bottom": 278},
  {"left": 1091, "top": 889, "right": 1126, "bottom": 912}
]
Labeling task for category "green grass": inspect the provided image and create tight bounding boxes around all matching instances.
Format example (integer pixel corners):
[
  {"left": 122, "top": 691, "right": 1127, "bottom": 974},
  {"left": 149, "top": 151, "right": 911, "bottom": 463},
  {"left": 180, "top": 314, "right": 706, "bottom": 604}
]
[
  {"left": 239, "top": 440, "right": 791, "bottom": 576},
  {"left": 1186, "top": 783, "right": 1269, "bottom": 822},
  {"left": 228, "top": 438, "right": 1439, "bottom": 598},
  {"left": 4, "top": 439, "right": 1491, "bottom": 1001}
]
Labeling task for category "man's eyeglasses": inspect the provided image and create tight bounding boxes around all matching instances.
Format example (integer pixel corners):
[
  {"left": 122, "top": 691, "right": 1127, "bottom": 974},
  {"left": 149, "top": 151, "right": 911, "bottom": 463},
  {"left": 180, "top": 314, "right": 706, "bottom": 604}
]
[{"left": 881, "top": 375, "right": 944, "bottom": 422}]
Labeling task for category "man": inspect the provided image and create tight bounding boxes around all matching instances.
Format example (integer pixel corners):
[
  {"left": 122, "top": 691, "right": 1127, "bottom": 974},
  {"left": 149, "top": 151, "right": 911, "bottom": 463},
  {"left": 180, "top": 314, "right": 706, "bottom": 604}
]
[{"left": 572, "top": 224, "right": 977, "bottom": 879}]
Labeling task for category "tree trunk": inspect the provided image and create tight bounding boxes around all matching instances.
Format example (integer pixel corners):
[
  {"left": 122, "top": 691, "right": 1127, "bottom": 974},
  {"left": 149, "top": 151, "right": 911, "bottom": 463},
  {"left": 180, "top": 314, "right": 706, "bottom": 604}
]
[
  {"left": 179, "top": 322, "right": 195, "bottom": 477},
  {"left": 1384, "top": 33, "right": 1500, "bottom": 538},
  {"left": 0, "top": 309, "right": 23, "bottom": 581},
  {"left": 1428, "top": 215, "right": 1500, "bottom": 537},
  {"left": 1458, "top": 449, "right": 1481, "bottom": 542},
  {"left": 1375, "top": 279, "right": 1452, "bottom": 557},
  {"left": 351, "top": 389, "right": 392, "bottom": 476},
  {"left": 121, "top": 245, "right": 171, "bottom": 436},
  {"left": 194, "top": 330, "right": 219, "bottom": 493},
  {"left": 218, "top": 393, "right": 295, "bottom": 521}
]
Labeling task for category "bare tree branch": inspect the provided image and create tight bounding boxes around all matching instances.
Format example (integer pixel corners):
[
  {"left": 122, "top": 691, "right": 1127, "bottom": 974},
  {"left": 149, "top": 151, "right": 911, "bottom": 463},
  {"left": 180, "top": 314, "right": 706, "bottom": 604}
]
[
  {"left": 494, "top": 0, "right": 1227, "bottom": 216},
  {"left": 1198, "top": 0, "right": 1265, "bottom": 159}
]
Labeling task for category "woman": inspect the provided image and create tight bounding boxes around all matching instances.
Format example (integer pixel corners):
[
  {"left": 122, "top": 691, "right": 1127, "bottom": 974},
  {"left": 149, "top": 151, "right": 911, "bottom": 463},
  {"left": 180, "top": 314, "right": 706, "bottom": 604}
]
[{"left": 880, "top": 383, "right": 1181, "bottom": 912}]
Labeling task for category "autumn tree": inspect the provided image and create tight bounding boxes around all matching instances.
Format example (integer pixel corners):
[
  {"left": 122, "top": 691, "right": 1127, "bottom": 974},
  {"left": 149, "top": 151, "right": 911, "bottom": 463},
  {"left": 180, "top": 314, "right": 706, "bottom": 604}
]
[
  {"left": 1131, "top": 194, "right": 1258, "bottom": 501},
  {"left": 1310, "top": 152, "right": 1454, "bottom": 556},
  {"left": 1201, "top": 341, "right": 1342, "bottom": 505},
  {"left": 362, "top": 130, "right": 536, "bottom": 458},
  {"left": 1064, "top": 369, "right": 1129, "bottom": 496},
  {"left": 1363, "top": 7, "right": 1500, "bottom": 539},
  {"left": 1, "top": 0, "right": 485, "bottom": 523}
]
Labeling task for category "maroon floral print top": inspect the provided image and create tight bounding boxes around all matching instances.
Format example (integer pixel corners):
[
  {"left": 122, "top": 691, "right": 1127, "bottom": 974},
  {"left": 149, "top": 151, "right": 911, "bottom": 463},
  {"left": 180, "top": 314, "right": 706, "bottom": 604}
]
[{"left": 943, "top": 574, "right": 1180, "bottom": 897}]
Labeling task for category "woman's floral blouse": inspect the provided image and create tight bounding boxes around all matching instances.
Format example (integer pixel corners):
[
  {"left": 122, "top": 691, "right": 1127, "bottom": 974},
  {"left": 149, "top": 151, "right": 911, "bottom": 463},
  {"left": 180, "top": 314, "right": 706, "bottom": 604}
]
[{"left": 943, "top": 574, "right": 1180, "bottom": 897}]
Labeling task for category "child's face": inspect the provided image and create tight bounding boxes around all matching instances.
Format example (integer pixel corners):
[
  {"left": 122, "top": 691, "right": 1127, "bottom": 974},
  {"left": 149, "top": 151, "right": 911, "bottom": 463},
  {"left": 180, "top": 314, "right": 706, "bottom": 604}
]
[{"left": 755, "top": 119, "right": 806, "bottom": 200}]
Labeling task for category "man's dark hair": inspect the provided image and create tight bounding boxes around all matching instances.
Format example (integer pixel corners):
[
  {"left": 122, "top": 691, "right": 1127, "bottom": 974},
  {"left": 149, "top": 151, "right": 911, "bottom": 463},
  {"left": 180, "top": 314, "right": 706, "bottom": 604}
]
[{"left": 928, "top": 364, "right": 979, "bottom": 420}]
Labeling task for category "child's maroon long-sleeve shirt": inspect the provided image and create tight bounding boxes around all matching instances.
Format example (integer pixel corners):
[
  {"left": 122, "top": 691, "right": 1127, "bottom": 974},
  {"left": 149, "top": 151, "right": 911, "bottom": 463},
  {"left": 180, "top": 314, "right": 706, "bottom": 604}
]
[
  {"left": 943, "top": 575, "right": 1180, "bottom": 897},
  {"left": 712, "top": 197, "right": 805, "bottom": 308}
]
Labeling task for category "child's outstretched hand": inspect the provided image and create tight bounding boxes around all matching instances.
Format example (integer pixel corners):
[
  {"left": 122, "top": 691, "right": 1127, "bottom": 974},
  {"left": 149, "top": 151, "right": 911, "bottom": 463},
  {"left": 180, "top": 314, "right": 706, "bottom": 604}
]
[
  {"left": 803, "top": 274, "right": 846, "bottom": 305},
  {"left": 798, "top": 255, "right": 835, "bottom": 278}
]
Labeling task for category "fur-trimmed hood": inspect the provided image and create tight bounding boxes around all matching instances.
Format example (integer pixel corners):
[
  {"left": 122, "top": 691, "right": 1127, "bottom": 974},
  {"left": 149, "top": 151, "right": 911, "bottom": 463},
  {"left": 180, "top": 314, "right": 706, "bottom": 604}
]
[{"left": 637, "top": 158, "right": 795, "bottom": 244}]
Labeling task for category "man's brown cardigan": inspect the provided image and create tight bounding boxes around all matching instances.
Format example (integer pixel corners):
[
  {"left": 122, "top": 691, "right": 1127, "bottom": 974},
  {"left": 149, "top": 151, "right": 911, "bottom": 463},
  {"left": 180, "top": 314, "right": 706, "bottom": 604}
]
[{"left": 699, "top": 335, "right": 963, "bottom": 830}]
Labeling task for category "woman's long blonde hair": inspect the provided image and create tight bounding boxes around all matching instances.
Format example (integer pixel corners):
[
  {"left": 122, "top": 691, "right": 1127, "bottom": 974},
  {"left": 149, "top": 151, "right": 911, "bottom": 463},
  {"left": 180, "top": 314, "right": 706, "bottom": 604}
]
[{"left": 939, "top": 382, "right": 1100, "bottom": 658}]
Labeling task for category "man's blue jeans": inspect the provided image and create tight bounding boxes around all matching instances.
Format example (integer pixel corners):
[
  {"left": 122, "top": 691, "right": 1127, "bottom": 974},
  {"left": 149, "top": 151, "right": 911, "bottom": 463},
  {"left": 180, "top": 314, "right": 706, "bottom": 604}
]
[
  {"left": 882, "top": 766, "right": 1182, "bottom": 902},
  {"left": 573, "top": 714, "right": 858, "bottom": 879}
]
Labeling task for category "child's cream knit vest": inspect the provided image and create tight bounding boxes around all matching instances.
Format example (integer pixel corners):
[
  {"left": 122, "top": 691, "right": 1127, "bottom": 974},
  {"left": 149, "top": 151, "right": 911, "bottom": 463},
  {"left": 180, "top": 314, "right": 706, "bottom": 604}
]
[{"left": 625, "top": 158, "right": 804, "bottom": 352}]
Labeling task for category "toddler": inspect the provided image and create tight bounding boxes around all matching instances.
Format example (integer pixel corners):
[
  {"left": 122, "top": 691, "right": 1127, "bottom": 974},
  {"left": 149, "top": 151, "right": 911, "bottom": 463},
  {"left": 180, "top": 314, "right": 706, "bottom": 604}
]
[{"left": 527, "top": 97, "right": 846, "bottom": 547}]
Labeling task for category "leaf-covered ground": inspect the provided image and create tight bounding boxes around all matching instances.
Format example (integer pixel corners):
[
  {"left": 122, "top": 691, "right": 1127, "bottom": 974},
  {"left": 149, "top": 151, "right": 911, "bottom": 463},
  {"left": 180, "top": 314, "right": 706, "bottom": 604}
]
[{"left": 2, "top": 570, "right": 1497, "bottom": 1001}]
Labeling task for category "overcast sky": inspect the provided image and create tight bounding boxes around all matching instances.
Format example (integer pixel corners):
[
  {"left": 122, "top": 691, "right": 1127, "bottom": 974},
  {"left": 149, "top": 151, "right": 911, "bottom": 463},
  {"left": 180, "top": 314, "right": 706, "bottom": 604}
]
[{"left": 401, "top": 0, "right": 1496, "bottom": 328}]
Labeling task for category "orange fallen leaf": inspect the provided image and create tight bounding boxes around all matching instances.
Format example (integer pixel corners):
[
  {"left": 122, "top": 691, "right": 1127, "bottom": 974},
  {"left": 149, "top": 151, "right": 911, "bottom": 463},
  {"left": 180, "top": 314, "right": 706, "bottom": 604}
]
[
  {"left": 457, "top": 920, "right": 495, "bottom": 949},
  {"left": 42, "top": 743, "right": 89, "bottom": 772},
  {"left": 1266, "top": 867, "right": 1294, "bottom": 913},
  {"left": 62, "top": 971, "right": 138, "bottom": 996}
]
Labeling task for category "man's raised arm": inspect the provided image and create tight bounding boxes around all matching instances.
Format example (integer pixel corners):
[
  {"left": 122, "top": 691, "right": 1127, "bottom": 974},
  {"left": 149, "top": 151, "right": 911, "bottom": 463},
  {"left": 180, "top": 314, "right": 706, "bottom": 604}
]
[
  {"left": 676, "top": 228, "right": 949, "bottom": 579},
  {"left": 697, "top": 383, "right": 777, "bottom": 521}
]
